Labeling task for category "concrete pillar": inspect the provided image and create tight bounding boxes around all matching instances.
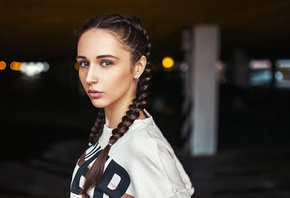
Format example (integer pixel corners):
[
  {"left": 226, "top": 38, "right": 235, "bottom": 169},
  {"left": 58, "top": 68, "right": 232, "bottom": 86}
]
[{"left": 189, "top": 25, "right": 220, "bottom": 156}]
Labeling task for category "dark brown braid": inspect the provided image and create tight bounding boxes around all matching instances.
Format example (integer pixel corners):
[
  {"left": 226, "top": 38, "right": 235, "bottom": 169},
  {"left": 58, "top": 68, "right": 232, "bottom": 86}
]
[
  {"left": 88, "top": 108, "right": 105, "bottom": 145},
  {"left": 78, "top": 14, "right": 152, "bottom": 196},
  {"left": 109, "top": 64, "right": 152, "bottom": 145}
]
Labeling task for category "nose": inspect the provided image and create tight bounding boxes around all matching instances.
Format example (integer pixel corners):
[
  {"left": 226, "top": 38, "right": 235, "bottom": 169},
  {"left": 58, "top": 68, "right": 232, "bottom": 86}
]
[{"left": 86, "top": 64, "right": 98, "bottom": 84}]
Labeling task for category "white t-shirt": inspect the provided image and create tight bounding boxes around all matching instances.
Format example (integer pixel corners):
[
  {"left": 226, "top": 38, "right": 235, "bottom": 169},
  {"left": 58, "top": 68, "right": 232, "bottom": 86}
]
[{"left": 70, "top": 111, "right": 194, "bottom": 198}]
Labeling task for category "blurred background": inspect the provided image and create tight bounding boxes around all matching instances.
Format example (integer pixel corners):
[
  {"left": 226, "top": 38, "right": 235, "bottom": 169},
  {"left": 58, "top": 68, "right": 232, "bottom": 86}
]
[{"left": 1, "top": 0, "right": 290, "bottom": 197}]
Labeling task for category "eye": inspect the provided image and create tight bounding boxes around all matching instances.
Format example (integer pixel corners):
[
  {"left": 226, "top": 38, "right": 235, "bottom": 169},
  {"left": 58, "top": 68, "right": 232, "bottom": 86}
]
[
  {"left": 101, "top": 60, "right": 113, "bottom": 67},
  {"left": 78, "top": 60, "right": 89, "bottom": 67}
]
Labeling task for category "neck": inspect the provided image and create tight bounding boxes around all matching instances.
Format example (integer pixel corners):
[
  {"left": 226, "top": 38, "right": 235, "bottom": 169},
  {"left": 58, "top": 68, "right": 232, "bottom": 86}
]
[
  {"left": 104, "top": 106, "right": 128, "bottom": 129},
  {"left": 104, "top": 102, "right": 146, "bottom": 129},
  {"left": 104, "top": 92, "right": 135, "bottom": 128}
]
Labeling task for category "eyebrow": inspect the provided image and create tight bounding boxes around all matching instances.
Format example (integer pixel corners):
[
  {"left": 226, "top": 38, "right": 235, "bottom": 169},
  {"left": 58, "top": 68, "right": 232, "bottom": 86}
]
[
  {"left": 76, "top": 55, "right": 86, "bottom": 60},
  {"left": 76, "top": 54, "right": 119, "bottom": 60},
  {"left": 97, "top": 54, "right": 119, "bottom": 60}
]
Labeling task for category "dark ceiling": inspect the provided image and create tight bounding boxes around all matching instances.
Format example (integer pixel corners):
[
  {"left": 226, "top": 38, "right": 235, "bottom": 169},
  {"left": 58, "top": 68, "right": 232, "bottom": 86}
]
[{"left": 1, "top": 0, "right": 290, "bottom": 63}]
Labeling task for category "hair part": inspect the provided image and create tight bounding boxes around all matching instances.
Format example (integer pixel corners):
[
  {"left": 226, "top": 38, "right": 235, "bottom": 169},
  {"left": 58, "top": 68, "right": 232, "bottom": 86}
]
[{"left": 78, "top": 14, "right": 152, "bottom": 196}]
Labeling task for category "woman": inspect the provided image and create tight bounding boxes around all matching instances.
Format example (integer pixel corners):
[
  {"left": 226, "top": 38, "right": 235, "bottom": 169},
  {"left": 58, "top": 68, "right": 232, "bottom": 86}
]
[{"left": 70, "top": 14, "right": 194, "bottom": 198}]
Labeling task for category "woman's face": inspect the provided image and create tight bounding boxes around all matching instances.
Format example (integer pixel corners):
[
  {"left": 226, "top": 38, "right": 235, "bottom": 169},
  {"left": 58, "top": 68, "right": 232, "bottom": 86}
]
[{"left": 77, "top": 29, "right": 137, "bottom": 110}]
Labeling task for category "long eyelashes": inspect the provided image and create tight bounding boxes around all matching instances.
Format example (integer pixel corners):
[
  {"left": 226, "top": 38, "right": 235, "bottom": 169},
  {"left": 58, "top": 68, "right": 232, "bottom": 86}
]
[
  {"left": 100, "top": 60, "right": 113, "bottom": 67},
  {"left": 77, "top": 60, "right": 113, "bottom": 68},
  {"left": 78, "top": 60, "right": 90, "bottom": 67}
]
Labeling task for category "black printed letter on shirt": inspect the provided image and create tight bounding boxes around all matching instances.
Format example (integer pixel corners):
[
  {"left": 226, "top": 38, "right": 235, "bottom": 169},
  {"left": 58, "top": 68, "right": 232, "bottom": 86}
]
[
  {"left": 94, "top": 159, "right": 130, "bottom": 198},
  {"left": 71, "top": 145, "right": 131, "bottom": 198},
  {"left": 71, "top": 145, "right": 102, "bottom": 195}
]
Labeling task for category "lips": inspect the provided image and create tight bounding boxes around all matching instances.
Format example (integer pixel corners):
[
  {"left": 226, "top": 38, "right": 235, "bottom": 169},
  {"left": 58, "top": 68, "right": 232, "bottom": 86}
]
[{"left": 88, "top": 89, "right": 103, "bottom": 99}]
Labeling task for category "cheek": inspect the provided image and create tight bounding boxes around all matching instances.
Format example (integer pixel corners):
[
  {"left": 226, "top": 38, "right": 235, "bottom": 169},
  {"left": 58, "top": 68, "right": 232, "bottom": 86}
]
[
  {"left": 105, "top": 69, "right": 133, "bottom": 91},
  {"left": 110, "top": 66, "right": 131, "bottom": 81}
]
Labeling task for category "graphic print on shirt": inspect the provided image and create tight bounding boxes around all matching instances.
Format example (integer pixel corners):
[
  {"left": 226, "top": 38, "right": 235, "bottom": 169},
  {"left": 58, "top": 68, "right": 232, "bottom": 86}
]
[{"left": 71, "top": 142, "right": 133, "bottom": 198}]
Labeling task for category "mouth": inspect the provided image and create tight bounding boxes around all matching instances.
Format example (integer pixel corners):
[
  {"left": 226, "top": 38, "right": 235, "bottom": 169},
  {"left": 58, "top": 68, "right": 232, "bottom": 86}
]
[{"left": 88, "top": 89, "right": 103, "bottom": 99}]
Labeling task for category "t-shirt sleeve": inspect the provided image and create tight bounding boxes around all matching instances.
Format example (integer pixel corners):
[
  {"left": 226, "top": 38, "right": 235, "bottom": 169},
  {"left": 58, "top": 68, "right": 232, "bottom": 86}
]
[
  {"left": 154, "top": 136, "right": 194, "bottom": 197},
  {"left": 125, "top": 125, "right": 194, "bottom": 198}
]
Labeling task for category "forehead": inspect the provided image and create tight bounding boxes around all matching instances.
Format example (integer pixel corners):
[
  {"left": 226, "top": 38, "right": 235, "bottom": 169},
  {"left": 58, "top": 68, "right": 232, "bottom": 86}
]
[
  {"left": 78, "top": 29, "right": 127, "bottom": 52},
  {"left": 77, "top": 29, "right": 133, "bottom": 65}
]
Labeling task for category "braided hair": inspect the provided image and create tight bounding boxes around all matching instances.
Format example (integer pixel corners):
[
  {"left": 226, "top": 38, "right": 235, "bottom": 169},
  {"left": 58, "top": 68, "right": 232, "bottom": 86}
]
[{"left": 78, "top": 14, "right": 152, "bottom": 195}]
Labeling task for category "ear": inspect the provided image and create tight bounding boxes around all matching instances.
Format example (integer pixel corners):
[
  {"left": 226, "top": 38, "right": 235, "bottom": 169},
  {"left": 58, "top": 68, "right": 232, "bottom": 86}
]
[{"left": 134, "top": 56, "right": 146, "bottom": 78}]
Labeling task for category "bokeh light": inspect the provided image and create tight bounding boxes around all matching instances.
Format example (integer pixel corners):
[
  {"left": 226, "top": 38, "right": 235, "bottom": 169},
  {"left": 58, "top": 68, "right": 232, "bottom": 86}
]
[
  {"left": 162, "top": 57, "right": 174, "bottom": 69},
  {"left": 249, "top": 59, "right": 271, "bottom": 69},
  {"left": 43, "top": 62, "right": 50, "bottom": 72},
  {"left": 10, "top": 61, "right": 22, "bottom": 71},
  {"left": 0, "top": 61, "right": 6, "bottom": 70},
  {"left": 20, "top": 62, "right": 50, "bottom": 77},
  {"left": 9, "top": 61, "right": 50, "bottom": 77},
  {"left": 276, "top": 59, "right": 290, "bottom": 68},
  {"left": 74, "top": 62, "right": 79, "bottom": 70}
]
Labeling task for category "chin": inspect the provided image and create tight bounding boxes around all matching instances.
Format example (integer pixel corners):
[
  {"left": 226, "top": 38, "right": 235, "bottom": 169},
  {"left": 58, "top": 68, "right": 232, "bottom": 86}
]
[{"left": 90, "top": 100, "right": 107, "bottom": 109}]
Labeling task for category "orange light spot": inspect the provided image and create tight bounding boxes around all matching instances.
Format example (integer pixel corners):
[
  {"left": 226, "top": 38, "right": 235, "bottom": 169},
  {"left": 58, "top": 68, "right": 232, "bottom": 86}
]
[
  {"left": 0, "top": 61, "right": 6, "bottom": 70},
  {"left": 162, "top": 57, "right": 174, "bottom": 69},
  {"left": 74, "top": 62, "right": 79, "bottom": 70},
  {"left": 10, "top": 61, "right": 22, "bottom": 71}
]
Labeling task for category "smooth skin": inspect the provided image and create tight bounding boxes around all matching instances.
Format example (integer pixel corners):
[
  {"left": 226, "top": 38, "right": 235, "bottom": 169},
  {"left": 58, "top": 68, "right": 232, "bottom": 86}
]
[{"left": 77, "top": 29, "right": 146, "bottom": 128}]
